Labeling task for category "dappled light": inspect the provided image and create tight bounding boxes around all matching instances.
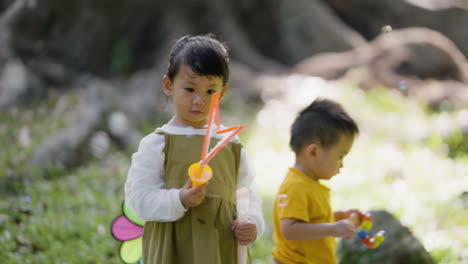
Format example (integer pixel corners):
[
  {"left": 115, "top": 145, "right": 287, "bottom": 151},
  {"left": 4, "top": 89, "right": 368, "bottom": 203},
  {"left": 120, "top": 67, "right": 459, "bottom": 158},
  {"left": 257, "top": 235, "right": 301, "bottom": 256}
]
[
  {"left": 405, "top": 0, "right": 468, "bottom": 10},
  {"left": 1, "top": 1, "right": 467, "bottom": 263}
]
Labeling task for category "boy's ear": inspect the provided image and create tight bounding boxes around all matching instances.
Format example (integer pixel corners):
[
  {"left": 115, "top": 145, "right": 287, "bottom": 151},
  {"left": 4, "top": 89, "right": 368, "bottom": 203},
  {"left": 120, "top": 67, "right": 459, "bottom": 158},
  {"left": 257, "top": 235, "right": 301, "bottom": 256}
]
[
  {"left": 218, "top": 84, "right": 228, "bottom": 101},
  {"left": 162, "top": 75, "right": 173, "bottom": 96},
  {"left": 305, "top": 142, "right": 320, "bottom": 160}
]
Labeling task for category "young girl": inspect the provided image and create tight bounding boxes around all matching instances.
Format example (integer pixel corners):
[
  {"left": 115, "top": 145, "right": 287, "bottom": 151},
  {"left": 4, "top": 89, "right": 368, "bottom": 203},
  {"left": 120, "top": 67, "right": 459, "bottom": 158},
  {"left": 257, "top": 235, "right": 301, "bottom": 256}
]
[{"left": 124, "top": 34, "right": 265, "bottom": 264}]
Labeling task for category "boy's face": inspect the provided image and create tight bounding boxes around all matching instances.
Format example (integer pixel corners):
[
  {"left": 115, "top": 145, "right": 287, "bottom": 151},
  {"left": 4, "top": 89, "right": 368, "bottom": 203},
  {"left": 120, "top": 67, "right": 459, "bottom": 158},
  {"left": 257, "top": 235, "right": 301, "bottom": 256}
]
[
  {"left": 163, "top": 65, "right": 226, "bottom": 128},
  {"left": 307, "top": 133, "right": 354, "bottom": 181}
]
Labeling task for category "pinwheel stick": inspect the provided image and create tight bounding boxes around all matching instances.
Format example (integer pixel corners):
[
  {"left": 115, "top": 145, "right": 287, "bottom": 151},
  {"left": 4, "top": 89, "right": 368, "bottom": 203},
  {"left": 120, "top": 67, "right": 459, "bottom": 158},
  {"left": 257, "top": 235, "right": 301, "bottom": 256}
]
[
  {"left": 188, "top": 93, "right": 244, "bottom": 187},
  {"left": 200, "top": 125, "right": 243, "bottom": 167},
  {"left": 200, "top": 93, "right": 219, "bottom": 164}
]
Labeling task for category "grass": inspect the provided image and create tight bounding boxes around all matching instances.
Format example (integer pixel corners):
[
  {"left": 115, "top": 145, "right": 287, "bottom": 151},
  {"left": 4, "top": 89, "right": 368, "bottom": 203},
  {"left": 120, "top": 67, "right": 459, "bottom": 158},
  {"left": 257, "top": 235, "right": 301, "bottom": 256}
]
[{"left": 0, "top": 145, "right": 129, "bottom": 262}]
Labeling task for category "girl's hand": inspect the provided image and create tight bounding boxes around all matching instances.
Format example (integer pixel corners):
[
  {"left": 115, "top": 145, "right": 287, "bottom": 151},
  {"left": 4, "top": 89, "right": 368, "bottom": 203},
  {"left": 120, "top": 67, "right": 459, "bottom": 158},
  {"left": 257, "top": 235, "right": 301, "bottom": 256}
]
[
  {"left": 179, "top": 178, "right": 207, "bottom": 209},
  {"left": 232, "top": 218, "right": 257, "bottom": 245},
  {"left": 333, "top": 219, "right": 356, "bottom": 239}
]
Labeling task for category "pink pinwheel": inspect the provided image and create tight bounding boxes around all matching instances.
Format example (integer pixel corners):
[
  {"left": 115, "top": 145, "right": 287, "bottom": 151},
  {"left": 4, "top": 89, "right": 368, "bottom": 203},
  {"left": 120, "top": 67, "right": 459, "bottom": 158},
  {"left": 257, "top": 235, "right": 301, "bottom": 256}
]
[{"left": 111, "top": 202, "right": 144, "bottom": 264}]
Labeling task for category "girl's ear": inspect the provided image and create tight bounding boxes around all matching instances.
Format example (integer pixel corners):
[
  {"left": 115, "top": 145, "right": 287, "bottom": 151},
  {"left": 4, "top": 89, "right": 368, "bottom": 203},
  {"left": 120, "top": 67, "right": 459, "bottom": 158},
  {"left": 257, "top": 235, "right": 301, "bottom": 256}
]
[
  {"left": 162, "top": 75, "right": 173, "bottom": 96},
  {"left": 218, "top": 84, "right": 228, "bottom": 101}
]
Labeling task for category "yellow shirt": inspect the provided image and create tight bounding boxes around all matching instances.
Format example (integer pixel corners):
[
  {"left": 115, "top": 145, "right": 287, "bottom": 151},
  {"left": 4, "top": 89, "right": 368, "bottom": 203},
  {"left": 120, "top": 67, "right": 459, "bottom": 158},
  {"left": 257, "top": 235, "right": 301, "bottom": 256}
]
[{"left": 272, "top": 168, "right": 336, "bottom": 264}]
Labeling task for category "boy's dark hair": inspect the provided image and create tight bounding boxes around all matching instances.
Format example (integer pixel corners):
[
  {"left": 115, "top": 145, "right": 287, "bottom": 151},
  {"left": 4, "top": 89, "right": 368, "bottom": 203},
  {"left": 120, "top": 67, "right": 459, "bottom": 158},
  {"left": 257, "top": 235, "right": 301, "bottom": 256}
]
[
  {"left": 166, "top": 34, "right": 230, "bottom": 85},
  {"left": 290, "top": 98, "right": 359, "bottom": 153}
]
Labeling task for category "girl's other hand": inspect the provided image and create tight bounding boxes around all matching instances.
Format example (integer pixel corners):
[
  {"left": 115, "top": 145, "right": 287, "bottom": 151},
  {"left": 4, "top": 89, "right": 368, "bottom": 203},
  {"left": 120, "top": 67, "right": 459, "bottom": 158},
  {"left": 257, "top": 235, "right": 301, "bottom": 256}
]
[
  {"left": 232, "top": 218, "right": 257, "bottom": 245},
  {"left": 334, "top": 219, "right": 356, "bottom": 239},
  {"left": 179, "top": 178, "right": 207, "bottom": 209}
]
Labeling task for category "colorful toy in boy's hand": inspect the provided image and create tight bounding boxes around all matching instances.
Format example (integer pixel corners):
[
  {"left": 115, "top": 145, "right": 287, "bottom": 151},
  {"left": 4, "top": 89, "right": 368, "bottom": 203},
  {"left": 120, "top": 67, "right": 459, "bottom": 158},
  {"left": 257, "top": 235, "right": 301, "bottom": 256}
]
[
  {"left": 187, "top": 92, "right": 244, "bottom": 186},
  {"left": 350, "top": 212, "right": 386, "bottom": 249}
]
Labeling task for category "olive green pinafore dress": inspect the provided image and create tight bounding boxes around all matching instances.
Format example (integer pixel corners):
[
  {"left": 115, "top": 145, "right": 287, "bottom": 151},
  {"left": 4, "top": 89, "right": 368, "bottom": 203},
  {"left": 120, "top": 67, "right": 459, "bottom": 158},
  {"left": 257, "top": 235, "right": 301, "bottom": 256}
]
[{"left": 142, "top": 132, "right": 251, "bottom": 264}]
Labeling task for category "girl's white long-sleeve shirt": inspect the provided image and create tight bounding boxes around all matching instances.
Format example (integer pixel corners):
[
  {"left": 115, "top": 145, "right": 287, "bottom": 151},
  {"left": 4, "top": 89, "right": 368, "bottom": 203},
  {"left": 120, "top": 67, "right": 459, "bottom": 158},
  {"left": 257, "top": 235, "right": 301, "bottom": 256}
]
[{"left": 124, "top": 124, "right": 265, "bottom": 239}]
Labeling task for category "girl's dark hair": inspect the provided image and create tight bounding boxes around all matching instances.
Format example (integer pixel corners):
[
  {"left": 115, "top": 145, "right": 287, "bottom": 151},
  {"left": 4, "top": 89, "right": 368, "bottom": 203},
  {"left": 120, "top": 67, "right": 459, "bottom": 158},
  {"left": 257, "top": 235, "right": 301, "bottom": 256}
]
[
  {"left": 290, "top": 98, "right": 359, "bottom": 153},
  {"left": 166, "top": 34, "right": 230, "bottom": 84}
]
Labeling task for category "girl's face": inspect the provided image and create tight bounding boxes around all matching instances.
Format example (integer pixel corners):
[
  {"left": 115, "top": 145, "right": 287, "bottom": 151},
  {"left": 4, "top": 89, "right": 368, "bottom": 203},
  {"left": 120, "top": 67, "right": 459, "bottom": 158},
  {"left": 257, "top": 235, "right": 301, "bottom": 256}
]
[{"left": 163, "top": 65, "right": 227, "bottom": 128}]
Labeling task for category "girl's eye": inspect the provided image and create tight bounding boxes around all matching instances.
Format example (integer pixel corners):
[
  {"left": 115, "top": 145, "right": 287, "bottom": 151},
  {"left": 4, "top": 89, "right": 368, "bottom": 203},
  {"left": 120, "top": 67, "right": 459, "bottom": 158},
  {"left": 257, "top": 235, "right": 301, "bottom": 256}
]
[
  {"left": 207, "top": 90, "right": 216, "bottom": 95},
  {"left": 184, "top": 88, "right": 194, "bottom": 92}
]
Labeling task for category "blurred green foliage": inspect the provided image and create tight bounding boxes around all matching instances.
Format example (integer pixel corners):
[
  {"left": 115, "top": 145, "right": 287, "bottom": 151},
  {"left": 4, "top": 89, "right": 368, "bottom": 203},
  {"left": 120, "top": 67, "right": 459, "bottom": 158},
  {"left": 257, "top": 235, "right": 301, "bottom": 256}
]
[
  {"left": 0, "top": 80, "right": 467, "bottom": 263},
  {"left": 110, "top": 38, "right": 134, "bottom": 75}
]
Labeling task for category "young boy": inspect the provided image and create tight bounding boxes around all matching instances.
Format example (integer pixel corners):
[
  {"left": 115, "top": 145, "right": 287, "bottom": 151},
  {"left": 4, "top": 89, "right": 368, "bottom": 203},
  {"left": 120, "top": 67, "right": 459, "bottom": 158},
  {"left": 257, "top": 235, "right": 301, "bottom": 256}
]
[{"left": 272, "top": 98, "right": 360, "bottom": 264}]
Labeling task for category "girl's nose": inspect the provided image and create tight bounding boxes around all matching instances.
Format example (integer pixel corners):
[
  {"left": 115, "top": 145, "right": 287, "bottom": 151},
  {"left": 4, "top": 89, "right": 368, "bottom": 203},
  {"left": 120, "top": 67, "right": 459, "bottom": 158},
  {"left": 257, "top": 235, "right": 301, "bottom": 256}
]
[{"left": 193, "top": 94, "right": 205, "bottom": 105}]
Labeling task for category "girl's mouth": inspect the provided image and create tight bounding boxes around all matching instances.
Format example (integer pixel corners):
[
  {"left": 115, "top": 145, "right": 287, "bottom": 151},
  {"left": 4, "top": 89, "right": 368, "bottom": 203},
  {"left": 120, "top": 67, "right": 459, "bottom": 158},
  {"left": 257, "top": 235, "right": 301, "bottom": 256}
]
[{"left": 190, "top": 110, "right": 203, "bottom": 115}]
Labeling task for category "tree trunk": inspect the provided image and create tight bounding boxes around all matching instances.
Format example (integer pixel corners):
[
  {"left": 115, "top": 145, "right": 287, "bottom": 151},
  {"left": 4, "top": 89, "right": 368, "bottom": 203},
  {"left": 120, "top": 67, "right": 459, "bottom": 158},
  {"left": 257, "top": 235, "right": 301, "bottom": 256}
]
[
  {"left": 323, "top": 0, "right": 468, "bottom": 58},
  {"left": 4, "top": 0, "right": 365, "bottom": 76}
]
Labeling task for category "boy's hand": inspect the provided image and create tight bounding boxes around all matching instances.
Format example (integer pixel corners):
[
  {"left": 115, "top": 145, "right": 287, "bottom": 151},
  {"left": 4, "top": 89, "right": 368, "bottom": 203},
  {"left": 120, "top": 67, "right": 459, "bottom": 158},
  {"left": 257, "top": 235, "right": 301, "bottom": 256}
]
[
  {"left": 232, "top": 218, "right": 257, "bottom": 245},
  {"left": 334, "top": 219, "right": 356, "bottom": 239},
  {"left": 335, "top": 208, "right": 361, "bottom": 221},
  {"left": 343, "top": 209, "right": 362, "bottom": 219},
  {"left": 344, "top": 209, "right": 364, "bottom": 227},
  {"left": 179, "top": 178, "right": 207, "bottom": 209}
]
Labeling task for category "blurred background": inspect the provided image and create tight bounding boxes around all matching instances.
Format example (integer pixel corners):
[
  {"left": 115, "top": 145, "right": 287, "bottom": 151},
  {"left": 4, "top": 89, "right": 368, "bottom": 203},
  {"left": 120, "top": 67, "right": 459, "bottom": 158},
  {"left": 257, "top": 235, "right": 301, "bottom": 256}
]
[{"left": 0, "top": 0, "right": 467, "bottom": 263}]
